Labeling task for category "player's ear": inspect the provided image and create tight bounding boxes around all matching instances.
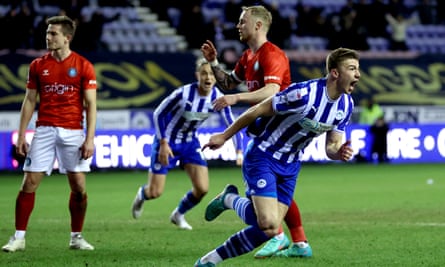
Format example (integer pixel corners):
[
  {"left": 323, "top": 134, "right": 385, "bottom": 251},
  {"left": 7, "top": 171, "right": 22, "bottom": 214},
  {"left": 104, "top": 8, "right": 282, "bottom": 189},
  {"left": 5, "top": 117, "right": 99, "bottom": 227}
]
[
  {"left": 331, "top": 68, "right": 339, "bottom": 78},
  {"left": 66, "top": 34, "right": 73, "bottom": 43}
]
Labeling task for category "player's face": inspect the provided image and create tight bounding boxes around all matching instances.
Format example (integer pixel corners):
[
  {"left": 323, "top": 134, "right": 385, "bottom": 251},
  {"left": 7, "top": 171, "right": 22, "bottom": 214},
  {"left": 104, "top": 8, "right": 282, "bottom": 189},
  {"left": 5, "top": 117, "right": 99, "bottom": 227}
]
[
  {"left": 337, "top": 59, "right": 360, "bottom": 95},
  {"left": 46, "top": 24, "right": 69, "bottom": 51},
  {"left": 196, "top": 63, "right": 216, "bottom": 96},
  {"left": 236, "top": 10, "right": 255, "bottom": 42}
]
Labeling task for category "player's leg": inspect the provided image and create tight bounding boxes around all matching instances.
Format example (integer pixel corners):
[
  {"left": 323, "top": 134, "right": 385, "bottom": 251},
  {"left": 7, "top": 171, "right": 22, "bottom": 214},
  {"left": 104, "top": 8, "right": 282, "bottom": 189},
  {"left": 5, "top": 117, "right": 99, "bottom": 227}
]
[
  {"left": 274, "top": 163, "right": 312, "bottom": 258},
  {"left": 132, "top": 171, "right": 167, "bottom": 218},
  {"left": 170, "top": 163, "right": 208, "bottom": 230},
  {"left": 2, "top": 172, "right": 45, "bottom": 253},
  {"left": 196, "top": 150, "right": 286, "bottom": 265},
  {"left": 3, "top": 126, "right": 55, "bottom": 252},
  {"left": 66, "top": 172, "right": 94, "bottom": 250},
  {"left": 256, "top": 199, "right": 311, "bottom": 258},
  {"left": 196, "top": 194, "right": 288, "bottom": 266},
  {"left": 58, "top": 128, "right": 94, "bottom": 250},
  {"left": 132, "top": 138, "right": 171, "bottom": 219},
  {"left": 169, "top": 138, "right": 208, "bottom": 229},
  {"left": 274, "top": 199, "right": 313, "bottom": 257}
]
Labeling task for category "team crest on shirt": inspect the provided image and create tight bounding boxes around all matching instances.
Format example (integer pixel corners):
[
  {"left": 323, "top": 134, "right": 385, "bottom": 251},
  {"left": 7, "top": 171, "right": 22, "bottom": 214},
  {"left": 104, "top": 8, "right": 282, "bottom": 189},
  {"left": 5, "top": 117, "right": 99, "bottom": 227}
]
[
  {"left": 253, "top": 61, "right": 259, "bottom": 72},
  {"left": 256, "top": 179, "right": 267, "bottom": 189},
  {"left": 153, "top": 163, "right": 162, "bottom": 170},
  {"left": 68, "top": 67, "right": 77, "bottom": 77},
  {"left": 336, "top": 110, "right": 345, "bottom": 120}
]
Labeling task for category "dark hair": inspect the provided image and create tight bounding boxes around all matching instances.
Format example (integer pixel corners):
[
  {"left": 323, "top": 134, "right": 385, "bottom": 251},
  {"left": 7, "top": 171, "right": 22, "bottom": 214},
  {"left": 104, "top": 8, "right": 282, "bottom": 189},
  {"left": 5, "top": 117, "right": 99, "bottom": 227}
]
[
  {"left": 326, "top": 48, "right": 360, "bottom": 73},
  {"left": 46, "top": 15, "right": 76, "bottom": 37}
]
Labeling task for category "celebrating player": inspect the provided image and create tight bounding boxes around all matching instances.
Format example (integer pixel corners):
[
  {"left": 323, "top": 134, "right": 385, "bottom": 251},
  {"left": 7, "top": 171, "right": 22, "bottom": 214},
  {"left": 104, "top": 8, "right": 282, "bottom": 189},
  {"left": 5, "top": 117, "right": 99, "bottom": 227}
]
[
  {"left": 195, "top": 47, "right": 360, "bottom": 266},
  {"left": 131, "top": 58, "right": 243, "bottom": 230},
  {"left": 201, "top": 5, "right": 311, "bottom": 258}
]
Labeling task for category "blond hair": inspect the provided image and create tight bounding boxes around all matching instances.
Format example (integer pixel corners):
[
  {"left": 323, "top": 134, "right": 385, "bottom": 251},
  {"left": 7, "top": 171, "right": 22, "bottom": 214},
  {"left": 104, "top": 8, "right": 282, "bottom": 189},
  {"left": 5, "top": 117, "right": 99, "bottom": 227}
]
[
  {"left": 242, "top": 5, "right": 272, "bottom": 32},
  {"left": 195, "top": 57, "right": 210, "bottom": 71}
]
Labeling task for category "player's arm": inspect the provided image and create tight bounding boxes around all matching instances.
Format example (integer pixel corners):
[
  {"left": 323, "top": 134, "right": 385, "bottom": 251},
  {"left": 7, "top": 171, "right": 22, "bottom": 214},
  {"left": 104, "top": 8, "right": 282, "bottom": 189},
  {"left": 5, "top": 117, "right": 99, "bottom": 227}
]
[
  {"left": 204, "top": 96, "right": 275, "bottom": 150},
  {"left": 211, "top": 65, "right": 239, "bottom": 91},
  {"left": 16, "top": 88, "right": 38, "bottom": 156},
  {"left": 201, "top": 40, "right": 239, "bottom": 91},
  {"left": 82, "top": 88, "right": 97, "bottom": 159},
  {"left": 237, "top": 83, "right": 280, "bottom": 104},
  {"left": 325, "top": 130, "right": 353, "bottom": 161},
  {"left": 153, "top": 92, "right": 179, "bottom": 165},
  {"left": 213, "top": 83, "right": 280, "bottom": 111}
]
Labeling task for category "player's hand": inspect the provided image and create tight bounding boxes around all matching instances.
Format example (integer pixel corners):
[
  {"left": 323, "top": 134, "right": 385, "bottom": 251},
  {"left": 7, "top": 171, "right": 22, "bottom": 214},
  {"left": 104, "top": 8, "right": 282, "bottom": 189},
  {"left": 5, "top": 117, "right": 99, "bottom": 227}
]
[
  {"left": 339, "top": 140, "right": 353, "bottom": 162},
  {"left": 15, "top": 137, "right": 29, "bottom": 157},
  {"left": 80, "top": 139, "right": 95, "bottom": 159},
  {"left": 213, "top": 95, "right": 238, "bottom": 111},
  {"left": 202, "top": 133, "right": 226, "bottom": 151},
  {"left": 158, "top": 143, "right": 174, "bottom": 166},
  {"left": 201, "top": 40, "right": 218, "bottom": 62}
]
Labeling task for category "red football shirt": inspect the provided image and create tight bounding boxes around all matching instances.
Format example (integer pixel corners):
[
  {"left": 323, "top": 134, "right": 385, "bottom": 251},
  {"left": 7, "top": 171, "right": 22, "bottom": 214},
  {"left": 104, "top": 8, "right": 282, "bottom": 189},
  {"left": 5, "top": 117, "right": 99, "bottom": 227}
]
[
  {"left": 26, "top": 52, "right": 97, "bottom": 130},
  {"left": 233, "top": 41, "right": 291, "bottom": 92}
]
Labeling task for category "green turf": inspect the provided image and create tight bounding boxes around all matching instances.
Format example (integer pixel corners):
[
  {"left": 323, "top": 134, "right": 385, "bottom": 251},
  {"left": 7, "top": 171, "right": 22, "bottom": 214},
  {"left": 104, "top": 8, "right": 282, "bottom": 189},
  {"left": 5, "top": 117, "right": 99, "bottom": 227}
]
[{"left": 0, "top": 163, "right": 444, "bottom": 267}]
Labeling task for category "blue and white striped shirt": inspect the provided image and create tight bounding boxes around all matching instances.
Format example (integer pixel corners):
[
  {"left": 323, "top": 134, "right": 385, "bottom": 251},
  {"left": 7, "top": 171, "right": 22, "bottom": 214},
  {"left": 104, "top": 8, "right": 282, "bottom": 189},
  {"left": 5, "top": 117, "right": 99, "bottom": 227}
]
[
  {"left": 249, "top": 78, "right": 354, "bottom": 163},
  {"left": 154, "top": 82, "right": 243, "bottom": 150}
]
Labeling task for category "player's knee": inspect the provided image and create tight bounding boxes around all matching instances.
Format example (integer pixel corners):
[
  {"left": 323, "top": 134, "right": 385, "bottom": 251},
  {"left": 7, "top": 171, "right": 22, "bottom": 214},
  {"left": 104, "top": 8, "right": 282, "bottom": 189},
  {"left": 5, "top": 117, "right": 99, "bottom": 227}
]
[
  {"left": 257, "top": 218, "right": 280, "bottom": 237},
  {"left": 260, "top": 225, "right": 280, "bottom": 238},
  {"left": 21, "top": 177, "right": 40, "bottom": 192}
]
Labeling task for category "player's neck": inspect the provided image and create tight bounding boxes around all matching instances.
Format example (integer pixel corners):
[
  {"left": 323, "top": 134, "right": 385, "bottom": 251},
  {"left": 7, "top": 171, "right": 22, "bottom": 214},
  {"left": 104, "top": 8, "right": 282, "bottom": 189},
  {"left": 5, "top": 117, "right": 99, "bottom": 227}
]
[
  {"left": 248, "top": 37, "right": 267, "bottom": 53},
  {"left": 51, "top": 48, "right": 72, "bottom": 62},
  {"left": 326, "top": 77, "right": 341, "bottom": 100}
]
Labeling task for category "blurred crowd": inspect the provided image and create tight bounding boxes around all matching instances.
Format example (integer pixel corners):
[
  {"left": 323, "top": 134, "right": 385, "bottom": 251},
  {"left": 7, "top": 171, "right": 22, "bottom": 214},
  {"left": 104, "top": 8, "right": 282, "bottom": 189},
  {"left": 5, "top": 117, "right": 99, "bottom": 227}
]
[
  {"left": 0, "top": 0, "right": 129, "bottom": 52},
  {"left": 0, "top": 0, "right": 444, "bottom": 53}
]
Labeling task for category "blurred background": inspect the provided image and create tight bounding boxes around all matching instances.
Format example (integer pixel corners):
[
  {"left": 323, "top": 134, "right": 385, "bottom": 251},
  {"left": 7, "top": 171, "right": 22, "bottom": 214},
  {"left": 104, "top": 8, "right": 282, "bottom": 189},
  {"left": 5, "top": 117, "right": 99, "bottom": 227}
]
[{"left": 1, "top": 0, "right": 445, "bottom": 170}]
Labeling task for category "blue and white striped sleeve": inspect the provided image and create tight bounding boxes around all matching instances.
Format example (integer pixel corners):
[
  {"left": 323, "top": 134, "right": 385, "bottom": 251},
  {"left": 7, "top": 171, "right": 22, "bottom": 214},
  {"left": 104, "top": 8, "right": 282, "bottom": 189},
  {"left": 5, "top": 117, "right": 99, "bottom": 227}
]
[
  {"left": 219, "top": 105, "right": 243, "bottom": 151},
  {"left": 153, "top": 88, "right": 182, "bottom": 140}
]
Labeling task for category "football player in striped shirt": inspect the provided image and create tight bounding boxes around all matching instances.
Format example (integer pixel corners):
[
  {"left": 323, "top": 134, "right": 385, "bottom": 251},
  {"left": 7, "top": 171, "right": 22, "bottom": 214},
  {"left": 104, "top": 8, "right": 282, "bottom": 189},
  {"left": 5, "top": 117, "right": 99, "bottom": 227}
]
[
  {"left": 131, "top": 58, "right": 243, "bottom": 230},
  {"left": 195, "top": 47, "right": 360, "bottom": 266},
  {"left": 201, "top": 5, "right": 311, "bottom": 258}
]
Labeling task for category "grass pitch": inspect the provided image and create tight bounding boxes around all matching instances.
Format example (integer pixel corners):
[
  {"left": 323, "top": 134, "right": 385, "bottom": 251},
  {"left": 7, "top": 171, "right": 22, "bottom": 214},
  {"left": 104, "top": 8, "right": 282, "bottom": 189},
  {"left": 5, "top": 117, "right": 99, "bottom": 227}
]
[{"left": 0, "top": 163, "right": 444, "bottom": 267}]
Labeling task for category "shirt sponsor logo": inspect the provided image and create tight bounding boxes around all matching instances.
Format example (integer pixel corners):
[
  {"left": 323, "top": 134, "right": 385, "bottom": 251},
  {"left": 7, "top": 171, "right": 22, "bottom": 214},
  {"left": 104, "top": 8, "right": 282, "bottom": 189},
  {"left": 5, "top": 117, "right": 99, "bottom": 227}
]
[
  {"left": 43, "top": 83, "right": 74, "bottom": 94},
  {"left": 245, "top": 80, "right": 261, "bottom": 91},
  {"left": 183, "top": 111, "right": 210, "bottom": 121},
  {"left": 299, "top": 118, "right": 334, "bottom": 134}
]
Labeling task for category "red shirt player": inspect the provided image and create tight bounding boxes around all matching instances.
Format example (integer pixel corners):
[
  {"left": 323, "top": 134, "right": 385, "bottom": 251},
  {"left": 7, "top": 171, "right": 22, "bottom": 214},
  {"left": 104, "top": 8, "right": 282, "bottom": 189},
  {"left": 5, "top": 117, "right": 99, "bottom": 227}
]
[
  {"left": 200, "top": 5, "right": 312, "bottom": 261},
  {"left": 2, "top": 15, "right": 97, "bottom": 253}
]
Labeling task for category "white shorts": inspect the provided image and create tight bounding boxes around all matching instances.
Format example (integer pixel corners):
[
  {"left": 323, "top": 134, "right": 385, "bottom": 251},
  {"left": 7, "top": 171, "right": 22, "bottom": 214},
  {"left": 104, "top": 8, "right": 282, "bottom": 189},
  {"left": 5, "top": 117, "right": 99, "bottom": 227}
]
[{"left": 23, "top": 126, "right": 91, "bottom": 175}]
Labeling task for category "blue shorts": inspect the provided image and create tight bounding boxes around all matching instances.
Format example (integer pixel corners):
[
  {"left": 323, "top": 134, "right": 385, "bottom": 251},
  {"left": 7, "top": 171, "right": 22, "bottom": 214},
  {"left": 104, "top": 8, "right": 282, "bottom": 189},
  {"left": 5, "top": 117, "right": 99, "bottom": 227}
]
[
  {"left": 150, "top": 138, "right": 207, "bottom": 174},
  {"left": 242, "top": 143, "right": 301, "bottom": 206}
]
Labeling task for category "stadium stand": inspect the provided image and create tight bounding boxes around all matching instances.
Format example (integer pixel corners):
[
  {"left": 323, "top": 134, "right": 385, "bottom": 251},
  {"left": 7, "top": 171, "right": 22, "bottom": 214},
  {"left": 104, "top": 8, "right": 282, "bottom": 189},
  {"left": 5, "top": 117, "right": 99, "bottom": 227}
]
[{"left": 0, "top": 0, "right": 443, "bottom": 54}]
